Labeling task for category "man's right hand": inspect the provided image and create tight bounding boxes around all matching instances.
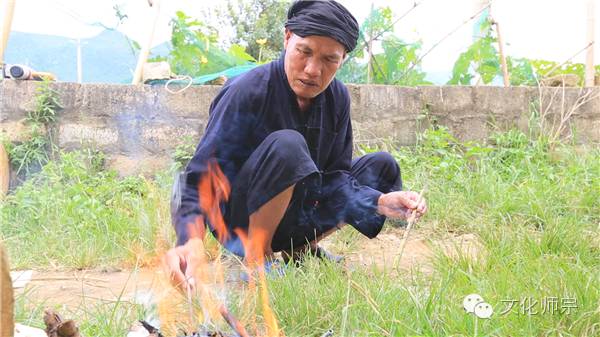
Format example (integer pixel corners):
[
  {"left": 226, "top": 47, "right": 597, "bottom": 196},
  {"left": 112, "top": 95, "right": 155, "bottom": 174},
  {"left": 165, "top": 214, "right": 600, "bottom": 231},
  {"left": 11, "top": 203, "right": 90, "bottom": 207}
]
[{"left": 163, "top": 237, "right": 205, "bottom": 291}]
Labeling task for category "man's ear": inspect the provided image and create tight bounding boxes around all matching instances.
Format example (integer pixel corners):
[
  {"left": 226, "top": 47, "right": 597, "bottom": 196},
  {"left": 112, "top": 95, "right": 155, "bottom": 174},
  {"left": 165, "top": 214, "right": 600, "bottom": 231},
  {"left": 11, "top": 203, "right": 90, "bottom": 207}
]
[
  {"left": 340, "top": 52, "right": 348, "bottom": 67},
  {"left": 283, "top": 29, "right": 293, "bottom": 49}
]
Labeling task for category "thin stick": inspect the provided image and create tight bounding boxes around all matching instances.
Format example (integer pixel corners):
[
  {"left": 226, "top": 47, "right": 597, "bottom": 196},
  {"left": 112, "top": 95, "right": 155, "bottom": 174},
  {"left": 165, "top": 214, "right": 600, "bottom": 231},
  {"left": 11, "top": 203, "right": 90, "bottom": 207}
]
[
  {"left": 184, "top": 273, "right": 252, "bottom": 337},
  {"left": 218, "top": 304, "right": 251, "bottom": 337},
  {"left": 30, "top": 276, "right": 108, "bottom": 283},
  {"left": 341, "top": 279, "right": 350, "bottom": 337},
  {"left": 396, "top": 189, "right": 426, "bottom": 264},
  {"left": 350, "top": 280, "right": 383, "bottom": 319},
  {"left": 185, "top": 278, "right": 196, "bottom": 333}
]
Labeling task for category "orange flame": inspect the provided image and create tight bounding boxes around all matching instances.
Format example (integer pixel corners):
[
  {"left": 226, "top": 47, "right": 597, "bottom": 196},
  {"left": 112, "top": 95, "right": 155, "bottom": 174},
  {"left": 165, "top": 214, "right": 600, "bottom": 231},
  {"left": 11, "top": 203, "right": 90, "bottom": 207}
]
[
  {"left": 198, "top": 160, "right": 231, "bottom": 243},
  {"left": 235, "top": 228, "right": 283, "bottom": 337},
  {"left": 160, "top": 159, "right": 283, "bottom": 337}
]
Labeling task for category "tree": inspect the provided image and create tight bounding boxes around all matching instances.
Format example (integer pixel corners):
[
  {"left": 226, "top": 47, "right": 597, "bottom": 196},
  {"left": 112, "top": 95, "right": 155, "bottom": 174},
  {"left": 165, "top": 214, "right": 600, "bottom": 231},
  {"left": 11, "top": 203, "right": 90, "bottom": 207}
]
[{"left": 218, "top": 0, "right": 290, "bottom": 62}]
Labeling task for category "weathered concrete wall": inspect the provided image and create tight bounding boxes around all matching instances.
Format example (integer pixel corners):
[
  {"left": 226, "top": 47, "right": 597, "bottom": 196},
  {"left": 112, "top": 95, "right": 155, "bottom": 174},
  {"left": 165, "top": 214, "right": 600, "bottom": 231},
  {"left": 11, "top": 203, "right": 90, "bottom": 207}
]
[{"left": 1, "top": 81, "right": 599, "bottom": 176}]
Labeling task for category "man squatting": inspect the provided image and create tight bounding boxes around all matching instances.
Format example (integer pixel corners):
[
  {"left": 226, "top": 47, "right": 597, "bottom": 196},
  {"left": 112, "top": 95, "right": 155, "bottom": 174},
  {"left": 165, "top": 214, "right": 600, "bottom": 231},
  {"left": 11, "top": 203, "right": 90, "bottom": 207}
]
[{"left": 165, "top": 0, "right": 428, "bottom": 287}]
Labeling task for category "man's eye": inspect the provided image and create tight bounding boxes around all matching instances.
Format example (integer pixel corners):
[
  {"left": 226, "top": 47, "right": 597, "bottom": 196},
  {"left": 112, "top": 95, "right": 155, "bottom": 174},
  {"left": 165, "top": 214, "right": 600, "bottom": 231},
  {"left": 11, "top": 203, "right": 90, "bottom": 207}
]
[{"left": 297, "top": 48, "right": 309, "bottom": 55}]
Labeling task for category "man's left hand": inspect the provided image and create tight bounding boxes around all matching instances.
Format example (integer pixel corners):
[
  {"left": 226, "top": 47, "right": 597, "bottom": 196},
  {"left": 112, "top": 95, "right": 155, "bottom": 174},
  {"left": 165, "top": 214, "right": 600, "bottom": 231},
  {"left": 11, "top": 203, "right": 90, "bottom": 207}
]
[{"left": 377, "top": 191, "right": 427, "bottom": 220}]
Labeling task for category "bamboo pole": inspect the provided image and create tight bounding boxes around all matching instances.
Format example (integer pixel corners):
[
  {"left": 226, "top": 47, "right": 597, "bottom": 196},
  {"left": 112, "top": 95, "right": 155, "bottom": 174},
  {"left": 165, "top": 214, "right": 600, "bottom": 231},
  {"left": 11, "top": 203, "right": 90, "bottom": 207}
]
[
  {"left": 493, "top": 20, "right": 510, "bottom": 87},
  {"left": 585, "top": 0, "right": 595, "bottom": 87},
  {"left": 131, "top": 0, "right": 161, "bottom": 85},
  {"left": 0, "top": 0, "right": 17, "bottom": 65}
]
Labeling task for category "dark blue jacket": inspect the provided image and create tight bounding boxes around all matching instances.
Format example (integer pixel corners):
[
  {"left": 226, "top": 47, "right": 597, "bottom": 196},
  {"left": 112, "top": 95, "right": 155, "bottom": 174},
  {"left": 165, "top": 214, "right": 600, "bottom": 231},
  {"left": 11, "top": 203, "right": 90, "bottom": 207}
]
[{"left": 174, "top": 55, "right": 383, "bottom": 246}]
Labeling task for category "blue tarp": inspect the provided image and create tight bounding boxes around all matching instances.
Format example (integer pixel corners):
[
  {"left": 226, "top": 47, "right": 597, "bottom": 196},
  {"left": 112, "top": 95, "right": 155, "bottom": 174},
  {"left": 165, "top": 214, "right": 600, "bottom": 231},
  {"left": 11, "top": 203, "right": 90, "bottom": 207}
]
[{"left": 150, "top": 64, "right": 259, "bottom": 85}]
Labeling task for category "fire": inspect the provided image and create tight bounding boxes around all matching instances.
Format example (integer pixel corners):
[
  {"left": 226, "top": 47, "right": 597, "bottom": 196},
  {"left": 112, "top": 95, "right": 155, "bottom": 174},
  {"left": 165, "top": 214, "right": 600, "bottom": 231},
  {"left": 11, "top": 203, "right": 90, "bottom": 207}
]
[
  {"left": 198, "top": 160, "right": 231, "bottom": 243},
  {"left": 160, "top": 159, "right": 284, "bottom": 337},
  {"left": 235, "top": 228, "right": 282, "bottom": 337}
]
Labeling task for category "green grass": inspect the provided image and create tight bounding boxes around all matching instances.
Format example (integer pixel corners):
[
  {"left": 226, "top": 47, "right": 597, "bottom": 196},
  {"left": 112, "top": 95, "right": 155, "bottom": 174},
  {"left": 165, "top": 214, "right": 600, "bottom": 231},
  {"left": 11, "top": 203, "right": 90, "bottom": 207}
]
[
  {"left": 2, "top": 127, "right": 599, "bottom": 336},
  {"left": 0, "top": 150, "right": 174, "bottom": 269},
  {"left": 259, "top": 128, "right": 599, "bottom": 337}
]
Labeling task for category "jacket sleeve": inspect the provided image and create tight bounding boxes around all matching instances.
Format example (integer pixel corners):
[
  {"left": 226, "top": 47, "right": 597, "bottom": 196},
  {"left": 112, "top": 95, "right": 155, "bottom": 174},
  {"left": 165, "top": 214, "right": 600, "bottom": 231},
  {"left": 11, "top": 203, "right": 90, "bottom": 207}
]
[
  {"left": 173, "top": 85, "right": 258, "bottom": 245},
  {"left": 321, "top": 90, "right": 386, "bottom": 239}
]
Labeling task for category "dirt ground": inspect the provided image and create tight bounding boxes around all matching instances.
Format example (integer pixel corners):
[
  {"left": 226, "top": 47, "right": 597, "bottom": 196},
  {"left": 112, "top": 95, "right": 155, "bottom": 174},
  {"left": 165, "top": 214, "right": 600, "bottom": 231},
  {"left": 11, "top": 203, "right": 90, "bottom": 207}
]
[{"left": 11, "top": 229, "right": 482, "bottom": 312}]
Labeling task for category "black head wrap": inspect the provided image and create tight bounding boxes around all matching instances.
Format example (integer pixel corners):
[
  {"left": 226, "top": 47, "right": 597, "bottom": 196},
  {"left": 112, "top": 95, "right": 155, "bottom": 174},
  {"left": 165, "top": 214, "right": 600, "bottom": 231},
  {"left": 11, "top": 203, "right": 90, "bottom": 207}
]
[{"left": 285, "top": 0, "right": 359, "bottom": 53}]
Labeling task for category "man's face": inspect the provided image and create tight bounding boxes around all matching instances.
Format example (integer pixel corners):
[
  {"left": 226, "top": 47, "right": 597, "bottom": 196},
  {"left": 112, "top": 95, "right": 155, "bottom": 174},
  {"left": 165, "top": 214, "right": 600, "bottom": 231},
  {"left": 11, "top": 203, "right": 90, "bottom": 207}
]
[{"left": 283, "top": 30, "right": 346, "bottom": 100}]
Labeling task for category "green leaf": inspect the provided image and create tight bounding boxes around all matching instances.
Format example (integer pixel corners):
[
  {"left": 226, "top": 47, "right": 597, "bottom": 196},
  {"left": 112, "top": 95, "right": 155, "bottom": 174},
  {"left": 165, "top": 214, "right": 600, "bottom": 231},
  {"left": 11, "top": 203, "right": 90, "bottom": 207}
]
[{"left": 228, "top": 44, "right": 256, "bottom": 63}]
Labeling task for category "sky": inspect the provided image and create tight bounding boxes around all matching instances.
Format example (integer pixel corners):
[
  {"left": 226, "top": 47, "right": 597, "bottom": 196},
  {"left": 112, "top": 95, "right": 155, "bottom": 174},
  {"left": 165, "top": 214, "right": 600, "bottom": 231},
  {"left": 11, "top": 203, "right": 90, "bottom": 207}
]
[{"left": 3, "top": 0, "right": 599, "bottom": 77}]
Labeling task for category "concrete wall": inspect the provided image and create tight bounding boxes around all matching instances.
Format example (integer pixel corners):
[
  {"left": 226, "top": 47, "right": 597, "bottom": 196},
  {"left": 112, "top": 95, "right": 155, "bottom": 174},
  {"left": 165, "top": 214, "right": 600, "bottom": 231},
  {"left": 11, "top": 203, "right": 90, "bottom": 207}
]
[{"left": 1, "top": 80, "right": 599, "bottom": 176}]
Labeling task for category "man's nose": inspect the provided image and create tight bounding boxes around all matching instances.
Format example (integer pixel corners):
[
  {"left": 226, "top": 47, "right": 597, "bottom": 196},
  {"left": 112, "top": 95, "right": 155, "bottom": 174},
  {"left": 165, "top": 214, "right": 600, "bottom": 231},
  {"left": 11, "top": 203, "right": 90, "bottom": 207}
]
[{"left": 304, "top": 59, "right": 322, "bottom": 78}]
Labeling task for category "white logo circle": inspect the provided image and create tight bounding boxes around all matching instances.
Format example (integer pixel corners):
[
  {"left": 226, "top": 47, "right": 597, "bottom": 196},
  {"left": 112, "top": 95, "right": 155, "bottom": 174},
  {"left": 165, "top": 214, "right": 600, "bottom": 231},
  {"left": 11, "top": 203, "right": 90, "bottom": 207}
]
[
  {"left": 463, "top": 293, "right": 484, "bottom": 313},
  {"left": 474, "top": 302, "right": 494, "bottom": 319}
]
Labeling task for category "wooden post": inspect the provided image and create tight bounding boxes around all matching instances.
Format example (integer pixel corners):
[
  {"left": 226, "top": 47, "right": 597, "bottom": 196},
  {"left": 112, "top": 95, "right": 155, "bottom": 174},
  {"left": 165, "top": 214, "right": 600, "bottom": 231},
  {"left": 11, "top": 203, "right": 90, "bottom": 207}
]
[
  {"left": 0, "top": 0, "right": 17, "bottom": 65},
  {"left": 0, "top": 143, "right": 8, "bottom": 198},
  {"left": 585, "top": 0, "right": 596, "bottom": 87},
  {"left": 0, "top": 242, "right": 14, "bottom": 337},
  {"left": 494, "top": 20, "right": 510, "bottom": 86},
  {"left": 131, "top": 0, "right": 161, "bottom": 85},
  {"left": 488, "top": 2, "right": 509, "bottom": 86}
]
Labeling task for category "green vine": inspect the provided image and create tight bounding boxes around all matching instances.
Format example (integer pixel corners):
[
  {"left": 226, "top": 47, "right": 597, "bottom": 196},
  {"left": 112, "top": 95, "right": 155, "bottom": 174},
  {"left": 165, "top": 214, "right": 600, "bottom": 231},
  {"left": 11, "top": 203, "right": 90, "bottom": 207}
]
[
  {"left": 449, "top": 16, "right": 600, "bottom": 86},
  {"left": 448, "top": 18, "right": 500, "bottom": 85}
]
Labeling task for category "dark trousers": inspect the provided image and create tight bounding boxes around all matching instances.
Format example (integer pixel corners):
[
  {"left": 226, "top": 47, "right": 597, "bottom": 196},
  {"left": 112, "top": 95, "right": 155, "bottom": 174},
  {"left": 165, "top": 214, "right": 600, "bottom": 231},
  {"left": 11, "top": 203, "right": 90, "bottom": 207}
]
[
  {"left": 217, "top": 130, "right": 402, "bottom": 255},
  {"left": 218, "top": 130, "right": 402, "bottom": 255}
]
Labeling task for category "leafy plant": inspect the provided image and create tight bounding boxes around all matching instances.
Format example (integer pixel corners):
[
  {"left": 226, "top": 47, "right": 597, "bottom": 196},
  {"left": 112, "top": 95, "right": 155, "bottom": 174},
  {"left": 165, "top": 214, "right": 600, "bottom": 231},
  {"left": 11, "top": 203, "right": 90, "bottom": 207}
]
[
  {"left": 6, "top": 79, "right": 61, "bottom": 175},
  {"left": 27, "top": 79, "right": 61, "bottom": 125},
  {"left": 448, "top": 15, "right": 600, "bottom": 86},
  {"left": 4, "top": 125, "right": 49, "bottom": 175},
  {"left": 528, "top": 60, "right": 600, "bottom": 85},
  {"left": 164, "top": 11, "right": 256, "bottom": 77},
  {"left": 448, "top": 18, "right": 500, "bottom": 85},
  {"left": 172, "top": 135, "right": 197, "bottom": 171},
  {"left": 505, "top": 58, "right": 600, "bottom": 86},
  {"left": 337, "top": 6, "right": 430, "bottom": 86},
  {"left": 506, "top": 56, "right": 537, "bottom": 85},
  {"left": 372, "top": 36, "right": 431, "bottom": 85}
]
